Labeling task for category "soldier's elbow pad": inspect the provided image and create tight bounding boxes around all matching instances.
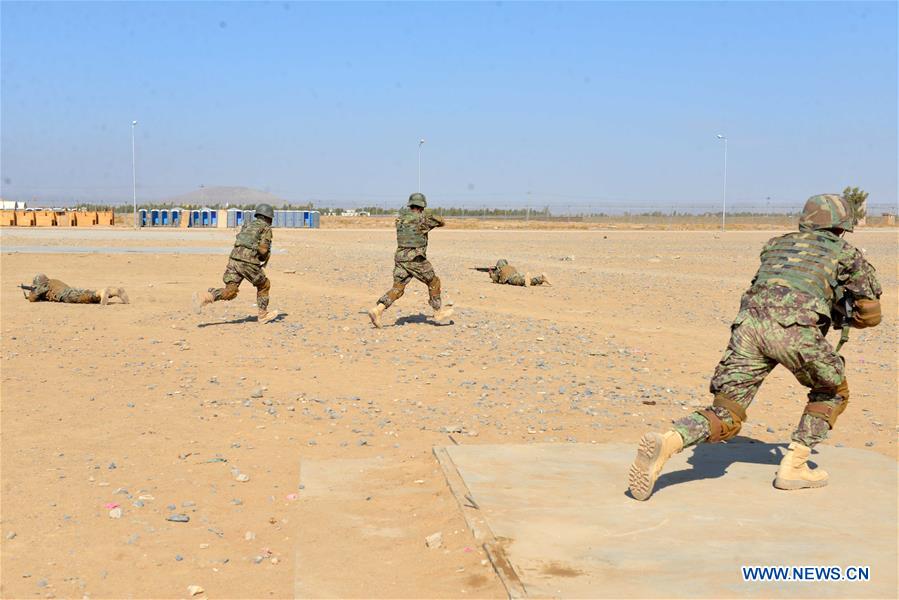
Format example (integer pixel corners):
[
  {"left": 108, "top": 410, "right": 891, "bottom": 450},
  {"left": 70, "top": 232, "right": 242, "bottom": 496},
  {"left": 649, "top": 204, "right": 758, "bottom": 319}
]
[{"left": 852, "top": 299, "right": 882, "bottom": 328}]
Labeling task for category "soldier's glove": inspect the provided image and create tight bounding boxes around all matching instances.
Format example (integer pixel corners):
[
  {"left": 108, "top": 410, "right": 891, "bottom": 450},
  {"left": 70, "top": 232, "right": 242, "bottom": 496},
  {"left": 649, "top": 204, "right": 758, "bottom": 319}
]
[{"left": 851, "top": 299, "right": 882, "bottom": 328}]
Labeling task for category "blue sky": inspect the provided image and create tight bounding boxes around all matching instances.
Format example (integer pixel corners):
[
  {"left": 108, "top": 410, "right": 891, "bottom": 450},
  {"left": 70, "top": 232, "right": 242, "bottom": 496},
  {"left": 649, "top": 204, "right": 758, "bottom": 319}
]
[{"left": 1, "top": 1, "right": 896, "bottom": 211}]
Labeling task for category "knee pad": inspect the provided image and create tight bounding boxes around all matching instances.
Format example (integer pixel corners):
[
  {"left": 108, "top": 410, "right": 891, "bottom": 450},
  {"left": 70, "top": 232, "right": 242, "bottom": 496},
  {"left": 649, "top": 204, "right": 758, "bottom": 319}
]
[
  {"left": 804, "top": 378, "right": 849, "bottom": 428},
  {"left": 387, "top": 282, "right": 406, "bottom": 302},
  {"left": 702, "top": 395, "right": 747, "bottom": 442},
  {"left": 220, "top": 282, "right": 240, "bottom": 301},
  {"left": 428, "top": 276, "right": 442, "bottom": 298}
]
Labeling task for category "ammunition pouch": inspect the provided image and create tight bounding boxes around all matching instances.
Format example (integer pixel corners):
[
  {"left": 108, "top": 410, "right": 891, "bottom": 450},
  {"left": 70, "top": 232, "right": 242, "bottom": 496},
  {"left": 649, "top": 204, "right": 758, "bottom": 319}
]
[
  {"left": 851, "top": 299, "right": 881, "bottom": 328},
  {"left": 702, "top": 395, "right": 747, "bottom": 442}
]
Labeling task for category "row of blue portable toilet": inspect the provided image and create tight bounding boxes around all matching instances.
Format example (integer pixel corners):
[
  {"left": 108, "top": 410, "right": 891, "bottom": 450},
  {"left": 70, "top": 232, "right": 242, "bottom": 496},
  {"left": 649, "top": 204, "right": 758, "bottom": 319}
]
[
  {"left": 139, "top": 208, "right": 220, "bottom": 227},
  {"left": 226, "top": 209, "right": 320, "bottom": 228},
  {"left": 139, "top": 208, "right": 183, "bottom": 227}
]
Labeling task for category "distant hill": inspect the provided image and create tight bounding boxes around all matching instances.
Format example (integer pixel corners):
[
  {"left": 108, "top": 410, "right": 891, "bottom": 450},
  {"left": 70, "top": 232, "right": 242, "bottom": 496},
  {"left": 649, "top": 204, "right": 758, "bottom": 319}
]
[{"left": 160, "top": 186, "right": 288, "bottom": 207}]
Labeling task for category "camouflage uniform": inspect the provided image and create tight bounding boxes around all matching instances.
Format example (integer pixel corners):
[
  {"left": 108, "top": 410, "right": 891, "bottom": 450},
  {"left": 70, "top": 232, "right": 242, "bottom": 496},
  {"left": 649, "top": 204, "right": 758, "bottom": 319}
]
[
  {"left": 209, "top": 217, "right": 273, "bottom": 312},
  {"left": 489, "top": 259, "right": 548, "bottom": 287},
  {"left": 26, "top": 274, "right": 101, "bottom": 304},
  {"left": 377, "top": 209, "right": 446, "bottom": 310},
  {"left": 673, "top": 197, "right": 882, "bottom": 449}
]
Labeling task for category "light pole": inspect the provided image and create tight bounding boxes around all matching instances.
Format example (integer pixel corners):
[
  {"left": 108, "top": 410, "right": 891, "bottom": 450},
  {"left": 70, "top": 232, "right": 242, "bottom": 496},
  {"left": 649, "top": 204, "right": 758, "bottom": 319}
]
[
  {"left": 417, "top": 138, "right": 425, "bottom": 192},
  {"left": 716, "top": 133, "right": 727, "bottom": 231},
  {"left": 131, "top": 120, "right": 138, "bottom": 228}
]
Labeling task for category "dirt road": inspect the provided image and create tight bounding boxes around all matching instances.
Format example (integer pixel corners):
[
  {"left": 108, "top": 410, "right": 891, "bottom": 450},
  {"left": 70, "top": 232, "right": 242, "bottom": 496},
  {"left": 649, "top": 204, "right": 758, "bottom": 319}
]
[{"left": 1, "top": 227, "right": 895, "bottom": 599}]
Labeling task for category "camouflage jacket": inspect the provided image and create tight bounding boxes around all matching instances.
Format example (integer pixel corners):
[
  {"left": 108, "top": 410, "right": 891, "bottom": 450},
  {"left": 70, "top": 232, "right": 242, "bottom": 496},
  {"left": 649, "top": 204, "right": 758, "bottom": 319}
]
[
  {"left": 394, "top": 211, "right": 445, "bottom": 262},
  {"left": 736, "top": 231, "right": 881, "bottom": 327},
  {"left": 230, "top": 218, "right": 273, "bottom": 266},
  {"left": 490, "top": 264, "right": 518, "bottom": 284},
  {"left": 27, "top": 278, "right": 69, "bottom": 302}
]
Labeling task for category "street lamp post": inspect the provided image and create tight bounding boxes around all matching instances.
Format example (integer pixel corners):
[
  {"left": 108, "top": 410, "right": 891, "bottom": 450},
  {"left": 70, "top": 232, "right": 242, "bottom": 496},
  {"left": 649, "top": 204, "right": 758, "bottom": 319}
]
[
  {"left": 716, "top": 133, "right": 727, "bottom": 231},
  {"left": 418, "top": 138, "right": 425, "bottom": 192},
  {"left": 131, "top": 120, "right": 138, "bottom": 228}
]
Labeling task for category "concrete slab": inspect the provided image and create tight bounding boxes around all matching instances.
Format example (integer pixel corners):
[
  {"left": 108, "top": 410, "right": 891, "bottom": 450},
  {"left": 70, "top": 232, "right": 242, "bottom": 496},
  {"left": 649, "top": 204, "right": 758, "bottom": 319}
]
[{"left": 438, "top": 441, "right": 898, "bottom": 599}]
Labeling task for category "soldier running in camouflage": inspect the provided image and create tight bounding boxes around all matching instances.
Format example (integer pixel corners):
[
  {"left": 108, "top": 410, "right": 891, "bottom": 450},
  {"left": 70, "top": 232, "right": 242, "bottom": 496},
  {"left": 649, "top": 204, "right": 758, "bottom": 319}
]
[
  {"left": 22, "top": 274, "right": 129, "bottom": 305},
  {"left": 628, "top": 194, "right": 882, "bottom": 500},
  {"left": 193, "top": 203, "right": 279, "bottom": 323},
  {"left": 368, "top": 193, "right": 454, "bottom": 327},
  {"left": 488, "top": 259, "right": 551, "bottom": 287}
]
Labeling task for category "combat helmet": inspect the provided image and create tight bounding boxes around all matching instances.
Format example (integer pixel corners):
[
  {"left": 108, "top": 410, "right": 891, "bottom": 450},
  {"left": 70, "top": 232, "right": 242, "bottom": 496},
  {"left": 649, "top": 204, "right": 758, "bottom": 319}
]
[
  {"left": 32, "top": 274, "right": 49, "bottom": 287},
  {"left": 495, "top": 258, "right": 508, "bottom": 269},
  {"left": 407, "top": 193, "right": 427, "bottom": 209},
  {"left": 255, "top": 203, "right": 275, "bottom": 220},
  {"left": 799, "top": 194, "right": 855, "bottom": 232}
]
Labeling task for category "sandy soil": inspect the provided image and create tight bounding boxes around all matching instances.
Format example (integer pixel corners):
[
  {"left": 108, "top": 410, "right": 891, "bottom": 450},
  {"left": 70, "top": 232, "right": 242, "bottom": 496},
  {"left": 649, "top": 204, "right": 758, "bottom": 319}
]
[{"left": 1, "top": 227, "right": 896, "bottom": 599}]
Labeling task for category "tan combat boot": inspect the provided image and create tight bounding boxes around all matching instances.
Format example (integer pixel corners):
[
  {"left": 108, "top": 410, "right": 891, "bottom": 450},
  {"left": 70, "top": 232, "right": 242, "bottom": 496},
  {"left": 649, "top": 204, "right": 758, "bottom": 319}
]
[
  {"left": 368, "top": 303, "right": 387, "bottom": 328},
  {"left": 113, "top": 287, "right": 130, "bottom": 304},
  {"left": 433, "top": 305, "right": 454, "bottom": 322},
  {"left": 524, "top": 272, "right": 532, "bottom": 287},
  {"left": 99, "top": 288, "right": 110, "bottom": 305},
  {"left": 258, "top": 308, "right": 280, "bottom": 324},
  {"left": 628, "top": 430, "right": 684, "bottom": 501},
  {"left": 192, "top": 291, "right": 214, "bottom": 314},
  {"left": 773, "top": 442, "right": 828, "bottom": 490}
]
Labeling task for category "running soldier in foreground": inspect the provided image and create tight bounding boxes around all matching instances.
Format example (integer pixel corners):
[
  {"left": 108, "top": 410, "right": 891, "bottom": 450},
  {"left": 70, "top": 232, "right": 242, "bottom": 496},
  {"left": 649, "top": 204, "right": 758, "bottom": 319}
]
[
  {"left": 193, "top": 203, "right": 279, "bottom": 323},
  {"left": 21, "top": 274, "right": 129, "bottom": 304},
  {"left": 628, "top": 194, "right": 882, "bottom": 500},
  {"left": 482, "top": 259, "right": 551, "bottom": 287},
  {"left": 368, "top": 193, "right": 454, "bottom": 327}
]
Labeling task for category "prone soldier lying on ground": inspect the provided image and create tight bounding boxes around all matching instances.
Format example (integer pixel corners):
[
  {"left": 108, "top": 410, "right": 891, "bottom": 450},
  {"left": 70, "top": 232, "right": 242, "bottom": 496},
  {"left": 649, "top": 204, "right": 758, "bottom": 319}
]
[
  {"left": 21, "top": 274, "right": 129, "bottom": 304},
  {"left": 474, "top": 259, "right": 551, "bottom": 287},
  {"left": 193, "top": 203, "right": 279, "bottom": 323}
]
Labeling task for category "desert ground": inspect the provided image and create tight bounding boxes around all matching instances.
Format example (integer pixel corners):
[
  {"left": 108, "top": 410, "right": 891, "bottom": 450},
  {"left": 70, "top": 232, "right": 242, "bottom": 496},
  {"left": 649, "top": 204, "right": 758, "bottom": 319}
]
[{"left": 1, "top": 225, "right": 896, "bottom": 599}]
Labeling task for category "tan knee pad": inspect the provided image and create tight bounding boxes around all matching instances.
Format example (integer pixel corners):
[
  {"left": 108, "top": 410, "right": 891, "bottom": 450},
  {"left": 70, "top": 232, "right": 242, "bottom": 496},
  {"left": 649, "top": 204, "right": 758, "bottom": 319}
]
[
  {"left": 220, "top": 282, "right": 240, "bottom": 301},
  {"left": 387, "top": 282, "right": 406, "bottom": 303},
  {"left": 428, "top": 276, "right": 442, "bottom": 300},
  {"left": 702, "top": 395, "right": 747, "bottom": 442},
  {"left": 804, "top": 378, "right": 849, "bottom": 428}
]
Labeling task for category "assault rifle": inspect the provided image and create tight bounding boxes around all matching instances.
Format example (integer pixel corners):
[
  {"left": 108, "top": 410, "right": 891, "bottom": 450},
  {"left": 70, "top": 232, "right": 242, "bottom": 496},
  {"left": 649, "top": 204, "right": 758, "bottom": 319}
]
[
  {"left": 470, "top": 267, "right": 496, "bottom": 273},
  {"left": 830, "top": 286, "right": 854, "bottom": 352},
  {"left": 18, "top": 284, "right": 35, "bottom": 298}
]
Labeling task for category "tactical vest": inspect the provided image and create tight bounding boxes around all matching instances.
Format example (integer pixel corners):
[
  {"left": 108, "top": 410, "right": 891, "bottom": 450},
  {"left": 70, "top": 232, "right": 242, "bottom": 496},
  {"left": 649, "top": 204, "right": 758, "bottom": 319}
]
[
  {"left": 396, "top": 209, "right": 428, "bottom": 248},
  {"left": 752, "top": 231, "right": 843, "bottom": 301},
  {"left": 234, "top": 219, "right": 267, "bottom": 250}
]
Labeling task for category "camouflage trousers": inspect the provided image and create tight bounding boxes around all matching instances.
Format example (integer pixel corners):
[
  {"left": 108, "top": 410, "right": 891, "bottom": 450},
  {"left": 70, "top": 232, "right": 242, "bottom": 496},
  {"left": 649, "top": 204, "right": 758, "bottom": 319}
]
[
  {"left": 210, "top": 258, "right": 270, "bottom": 312},
  {"left": 49, "top": 288, "right": 100, "bottom": 304},
  {"left": 504, "top": 273, "right": 547, "bottom": 287},
  {"left": 673, "top": 313, "right": 846, "bottom": 448},
  {"left": 378, "top": 258, "right": 442, "bottom": 310}
]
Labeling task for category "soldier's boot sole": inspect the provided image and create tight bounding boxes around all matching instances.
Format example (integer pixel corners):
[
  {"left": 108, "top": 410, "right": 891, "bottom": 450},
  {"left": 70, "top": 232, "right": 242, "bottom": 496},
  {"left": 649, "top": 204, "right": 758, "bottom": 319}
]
[
  {"left": 541, "top": 273, "right": 551, "bottom": 286},
  {"left": 117, "top": 288, "right": 130, "bottom": 304},
  {"left": 773, "top": 476, "right": 828, "bottom": 490},
  {"left": 628, "top": 431, "right": 683, "bottom": 501},
  {"left": 628, "top": 433, "right": 663, "bottom": 501}
]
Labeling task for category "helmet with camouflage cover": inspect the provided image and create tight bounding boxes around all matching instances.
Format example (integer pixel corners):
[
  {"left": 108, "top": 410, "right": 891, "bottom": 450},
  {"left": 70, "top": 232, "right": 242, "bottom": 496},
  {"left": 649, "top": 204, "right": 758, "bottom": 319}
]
[
  {"left": 495, "top": 259, "right": 508, "bottom": 269},
  {"left": 254, "top": 203, "right": 275, "bottom": 220},
  {"left": 32, "top": 274, "right": 49, "bottom": 287},
  {"left": 407, "top": 193, "right": 427, "bottom": 209},
  {"left": 799, "top": 194, "right": 855, "bottom": 232}
]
